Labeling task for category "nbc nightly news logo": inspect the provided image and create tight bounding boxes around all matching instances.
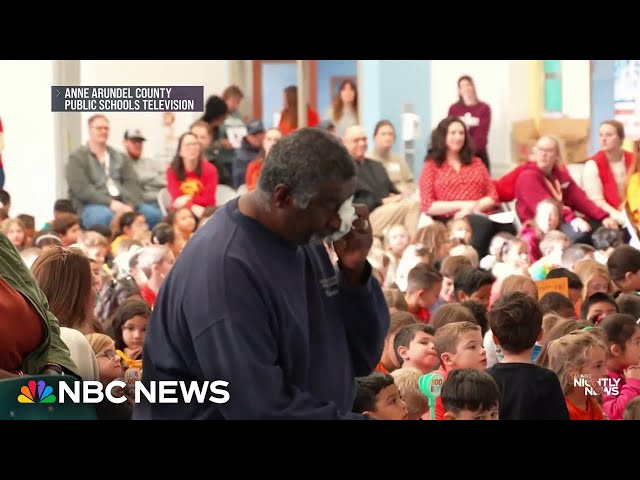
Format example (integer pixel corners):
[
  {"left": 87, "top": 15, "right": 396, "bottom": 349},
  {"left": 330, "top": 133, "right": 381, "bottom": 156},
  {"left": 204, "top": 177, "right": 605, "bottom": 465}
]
[{"left": 17, "top": 379, "right": 230, "bottom": 404}]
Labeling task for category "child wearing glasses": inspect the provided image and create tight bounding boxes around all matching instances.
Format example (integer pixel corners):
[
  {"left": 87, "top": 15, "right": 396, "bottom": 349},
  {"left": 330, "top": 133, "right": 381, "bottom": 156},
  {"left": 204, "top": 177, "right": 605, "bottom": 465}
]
[{"left": 86, "top": 332, "right": 133, "bottom": 420}]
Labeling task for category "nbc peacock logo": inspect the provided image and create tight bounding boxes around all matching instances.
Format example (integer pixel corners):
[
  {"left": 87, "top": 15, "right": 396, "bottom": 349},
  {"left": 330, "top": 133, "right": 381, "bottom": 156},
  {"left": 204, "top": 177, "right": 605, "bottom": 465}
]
[{"left": 17, "top": 380, "right": 57, "bottom": 404}]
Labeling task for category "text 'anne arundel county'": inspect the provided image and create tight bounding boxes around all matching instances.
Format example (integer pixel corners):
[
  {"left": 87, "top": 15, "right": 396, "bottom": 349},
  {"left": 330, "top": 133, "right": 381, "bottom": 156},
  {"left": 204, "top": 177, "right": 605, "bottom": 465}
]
[{"left": 62, "top": 87, "right": 195, "bottom": 111}]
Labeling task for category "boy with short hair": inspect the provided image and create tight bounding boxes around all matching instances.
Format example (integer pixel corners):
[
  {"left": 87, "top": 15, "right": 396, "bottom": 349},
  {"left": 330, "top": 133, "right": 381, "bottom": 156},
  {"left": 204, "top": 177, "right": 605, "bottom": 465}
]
[
  {"left": 441, "top": 369, "right": 500, "bottom": 420},
  {"left": 431, "top": 321, "right": 487, "bottom": 420},
  {"left": 539, "top": 292, "right": 577, "bottom": 319},
  {"left": 616, "top": 293, "right": 640, "bottom": 321},
  {"left": 430, "top": 255, "right": 473, "bottom": 315},
  {"left": 353, "top": 372, "right": 408, "bottom": 420},
  {"left": 51, "top": 213, "right": 82, "bottom": 247},
  {"left": 580, "top": 292, "right": 618, "bottom": 322},
  {"left": 394, "top": 323, "right": 438, "bottom": 374},
  {"left": 487, "top": 291, "right": 570, "bottom": 420},
  {"left": 42, "top": 198, "right": 76, "bottom": 231},
  {"left": 453, "top": 267, "right": 495, "bottom": 309},
  {"left": 374, "top": 311, "right": 418, "bottom": 374},
  {"left": 404, "top": 263, "right": 442, "bottom": 323}
]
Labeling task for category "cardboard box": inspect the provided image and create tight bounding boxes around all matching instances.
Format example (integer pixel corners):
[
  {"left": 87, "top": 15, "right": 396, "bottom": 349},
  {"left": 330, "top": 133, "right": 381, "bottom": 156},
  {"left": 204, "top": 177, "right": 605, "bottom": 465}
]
[
  {"left": 511, "top": 118, "right": 591, "bottom": 164},
  {"left": 512, "top": 119, "right": 538, "bottom": 164}
]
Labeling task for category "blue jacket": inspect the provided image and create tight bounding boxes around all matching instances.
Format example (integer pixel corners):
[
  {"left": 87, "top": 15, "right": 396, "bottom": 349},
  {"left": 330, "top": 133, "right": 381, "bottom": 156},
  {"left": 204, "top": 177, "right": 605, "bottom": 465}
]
[{"left": 134, "top": 198, "right": 389, "bottom": 419}]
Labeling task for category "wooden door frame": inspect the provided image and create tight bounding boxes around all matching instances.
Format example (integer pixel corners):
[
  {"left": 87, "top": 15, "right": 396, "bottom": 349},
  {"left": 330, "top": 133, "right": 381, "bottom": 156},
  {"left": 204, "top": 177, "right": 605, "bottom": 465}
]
[{"left": 252, "top": 60, "right": 318, "bottom": 121}]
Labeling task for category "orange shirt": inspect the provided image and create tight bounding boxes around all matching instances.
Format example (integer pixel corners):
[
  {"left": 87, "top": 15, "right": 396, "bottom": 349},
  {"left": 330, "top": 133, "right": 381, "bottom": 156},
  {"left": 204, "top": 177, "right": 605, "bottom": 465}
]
[{"left": 565, "top": 396, "right": 605, "bottom": 420}]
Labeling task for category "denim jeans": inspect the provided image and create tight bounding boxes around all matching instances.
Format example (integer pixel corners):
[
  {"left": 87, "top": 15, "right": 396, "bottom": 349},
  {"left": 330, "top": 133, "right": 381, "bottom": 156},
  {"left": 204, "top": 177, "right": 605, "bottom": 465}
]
[
  {"left": 137, "top": 202, "right": 163, "bottom": 229},
  {"left": 81, "top": 204, "right": 114, "bottom": 229}
]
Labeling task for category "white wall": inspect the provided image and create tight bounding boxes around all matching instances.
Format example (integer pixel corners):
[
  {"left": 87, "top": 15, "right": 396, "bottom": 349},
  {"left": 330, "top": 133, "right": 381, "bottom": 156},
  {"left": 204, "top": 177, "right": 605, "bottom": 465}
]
[
  {"left": 430, "top": 60, "right": 531, "bottom": 177},
  {"left": 0, "top": 61, "right": 58, "bottom": 226},
  {"left": 561, "top": 60, "right": 591, "bottom": 118},
  {"left": 79, "top": 60, "right": 229, "bottom": 162}
]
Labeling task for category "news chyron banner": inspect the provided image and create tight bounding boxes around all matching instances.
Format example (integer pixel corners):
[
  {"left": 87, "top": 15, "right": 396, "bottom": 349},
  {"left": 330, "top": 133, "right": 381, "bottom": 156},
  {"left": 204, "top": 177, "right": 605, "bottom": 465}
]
[{"left": 51, "top": 86, "right": 203, "bottom": 112}]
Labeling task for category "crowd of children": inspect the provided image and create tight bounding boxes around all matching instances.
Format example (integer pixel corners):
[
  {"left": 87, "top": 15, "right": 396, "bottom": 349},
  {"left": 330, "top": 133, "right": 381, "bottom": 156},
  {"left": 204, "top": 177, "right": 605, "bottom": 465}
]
[{"left": 354, "top": 210, "right": 640, "bottom": 420}]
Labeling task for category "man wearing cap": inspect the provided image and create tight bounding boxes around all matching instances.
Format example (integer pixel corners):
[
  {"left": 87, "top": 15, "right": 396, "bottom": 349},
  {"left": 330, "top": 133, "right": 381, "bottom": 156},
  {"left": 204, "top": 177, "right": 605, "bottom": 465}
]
[
  {"left": 232, "top": 120, "right": 265, "bottom": 189},
  {"left": 66, "top": 115, "right": 144, "bottom": 228},
  {"left": 123, "top": 129, "right": 165, "bottom": 228}
]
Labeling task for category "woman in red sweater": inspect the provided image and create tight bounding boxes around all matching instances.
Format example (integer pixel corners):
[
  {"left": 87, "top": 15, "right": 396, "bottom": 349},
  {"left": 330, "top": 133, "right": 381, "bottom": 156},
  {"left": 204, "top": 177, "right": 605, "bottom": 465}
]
[
  {"left": 419, "top": 116, "right": 512, "bottom": 257},
  {"left": 514, "top": 135, "right": 619, "bottom": 244},
  {"left": 166, "top": 132, "right": 218, "bottom": 218}
]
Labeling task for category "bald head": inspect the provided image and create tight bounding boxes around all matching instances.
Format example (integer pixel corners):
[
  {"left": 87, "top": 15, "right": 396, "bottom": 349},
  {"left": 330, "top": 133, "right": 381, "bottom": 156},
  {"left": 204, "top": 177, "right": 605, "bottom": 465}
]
[{"left": 343, "top": 125, "right": 368, "bottom": 161}]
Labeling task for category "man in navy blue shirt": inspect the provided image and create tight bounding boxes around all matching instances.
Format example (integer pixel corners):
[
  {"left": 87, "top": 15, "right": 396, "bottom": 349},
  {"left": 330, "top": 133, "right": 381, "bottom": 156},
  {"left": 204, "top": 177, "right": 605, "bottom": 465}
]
[{"left": 134, "top": 128, "right": 389, "bottom": 419}]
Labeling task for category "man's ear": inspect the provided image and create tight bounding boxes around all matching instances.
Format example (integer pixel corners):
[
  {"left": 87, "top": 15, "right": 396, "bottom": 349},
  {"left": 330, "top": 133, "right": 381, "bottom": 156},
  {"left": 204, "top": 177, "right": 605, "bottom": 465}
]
[
  {"left": 362, "top": 411, "right": 374, "bottom": 419},
  {"left": 492, "top": 333, "right": 502, "bottom": 347},
  {"left": 443, "top": 411, "right": 456, "bottom": 420},
  {"left": 536, "top": 329, "right": 544, "bottom": 342},
  {"left": 273, "top": 184, "right": 293, "bottom": 208}
]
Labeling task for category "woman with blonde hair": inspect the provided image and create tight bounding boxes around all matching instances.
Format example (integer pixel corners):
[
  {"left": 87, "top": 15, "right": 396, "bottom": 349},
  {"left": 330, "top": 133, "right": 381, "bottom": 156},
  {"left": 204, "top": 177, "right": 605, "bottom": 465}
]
[
  {"left": 31, "top": 247, "right": 102, "bottom": 334},
  {"left": 515, "top": 135, "right": 619, "bottom": 244}
]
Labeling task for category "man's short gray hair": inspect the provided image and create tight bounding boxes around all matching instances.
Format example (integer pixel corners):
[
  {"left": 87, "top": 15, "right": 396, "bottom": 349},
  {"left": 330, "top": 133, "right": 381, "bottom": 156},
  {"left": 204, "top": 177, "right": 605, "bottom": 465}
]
[{"left": 257, "top": 128, "right": 356, "bottom": 209}]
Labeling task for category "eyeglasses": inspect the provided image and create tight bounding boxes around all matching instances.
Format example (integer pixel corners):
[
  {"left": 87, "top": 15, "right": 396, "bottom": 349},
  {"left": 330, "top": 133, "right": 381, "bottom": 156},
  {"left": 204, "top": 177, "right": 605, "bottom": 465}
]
[{"left": 96, "top": 350, "right": 120, "bottom": 361}]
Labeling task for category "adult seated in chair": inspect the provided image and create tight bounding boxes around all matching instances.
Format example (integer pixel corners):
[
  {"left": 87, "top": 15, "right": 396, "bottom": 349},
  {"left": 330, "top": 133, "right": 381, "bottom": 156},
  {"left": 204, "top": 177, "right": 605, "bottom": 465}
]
[
  {"left": 343, "top": 125, "right": 421, "bottom": 239},
  {"left": 166, "top": 132, "right": 219, "bottom": 219},
  {"left": 582, "top": 120, "right": 633, "bottom": 226},
  {"left": 367, "top": 120, "right": 415, "bottom": 195},
  {"left": 66, "top": 115, "right": 146, "bottom": 229},
  {"left": 0, "top": 232, "right": 79, "bottom": 380},
  {"left": 419, "top": 116, "right": 512, "bottom": 257},
  {"left": 514, "top": 135, "right": 619, "bottom": 245},
  {"left": 122, "top": 128, "right": 165, "bottom": 228}
]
